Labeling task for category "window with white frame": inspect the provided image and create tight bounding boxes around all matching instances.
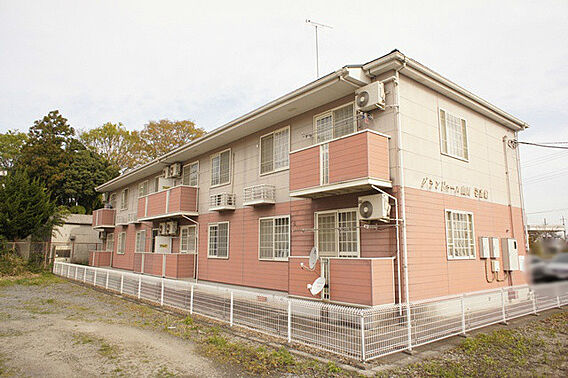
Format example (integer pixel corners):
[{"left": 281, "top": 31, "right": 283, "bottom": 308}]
[
  {"left": 260, "top": 127, "right": 289, "bottom": 174},
  {"left": 211, "top": 150, "right": 231, "bottom": 186},
  {"left": 109, "top": 193, "right": 117, "bottom": 209},
  {"left": 180, "top": 225, "right": 197, "bottom": 253},
  {"left": 138, "top": 181, "right": 148, "bottom": 197},
  {"left": 315, "top": 209, "right": 359, "bottom": 257},
  {"left": 439, "top": 109, "right": 469, "bottom": 160},
  {"left": 135, "top": 230, "right": 146, "bottom": 253},
  {"left": 182, "top": 162, "right": 199, "bottom": 187},
  {"left": 445, "top": 210, "right": 475, "bottom": 259},
  {"left": 259, "top": 216, "right": 290, "bottom": 260},
  {"left": 120, "top": 189, "right": 129, "bottom": 210},
  {"left": 117, "top": 232, "right": 126, "bottom": 254},
  {"left": 106, "top": 233, "right": 114, "bottom": 252},
  {"left": 314, "top": 103, "right": 355, "bottom": 144},
  {"left": 208, "top": 222, "right": 229, "bottom": 258}
]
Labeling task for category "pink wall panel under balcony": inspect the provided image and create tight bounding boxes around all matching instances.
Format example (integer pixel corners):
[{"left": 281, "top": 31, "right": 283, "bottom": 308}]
[
  {"left": 89, "top": 251, "right": 111, "bottom": 267},
  {"left": 139, "top": 186, "right": 198, "bottom": 220},
  {"left": 92, "top": 208, "right": 115, "bottom": 228},
  {"left": 168, "top": 186, "right": 198, "bottom": 213}
]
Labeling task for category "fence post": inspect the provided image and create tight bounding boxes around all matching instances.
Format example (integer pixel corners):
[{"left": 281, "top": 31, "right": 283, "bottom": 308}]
[
  {"left": 83, "top": 267, "right": 87, "bottom": 282},
  {"left": 160, "top": 279, "right": 164, "bottom": 306},
  {"left": 287, "top": 300, "right": 292, "bottom": 343},
  {"left": 557, "top": 295, "right": 561, "bottom": 308},
  {"left": 532, "top": 289, "right": 538, "bottom": 315},
  {"left": 360, "top": 314, "right": 366, "bottom": 362},
  {"left": 230, "top": 291, "right": 234, "bottom": 327},
  {"left": 460, "top": 294, "right": 467, "bottom": 336},
  {"left": 406, "top": 303, "right": 413, "bottom": 353},
  {"left": 93, "top": 270, "right": 97, "bottom": 287},
  {"left": 74, "top": 266, "right": 78, "bottom": 281},
  {"left": 190, "top": 285, "right": 194, "bottom": 314},
  {"left": 120, "top": 274, "right": 124, "bottom": 295},
  {"left": 138, "top": 276, "right": 142, "bottom": 299},
  {"left": 500, "top": 287, "right": 507, "bottom": 324},
  {"left": 105, "top": 271, "right": 109, "bottom": 289}
]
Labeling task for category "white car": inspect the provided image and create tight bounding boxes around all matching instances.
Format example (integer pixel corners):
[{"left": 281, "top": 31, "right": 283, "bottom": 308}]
[{"left": 544, "top": 253, "right": 568, "bottom": 281}]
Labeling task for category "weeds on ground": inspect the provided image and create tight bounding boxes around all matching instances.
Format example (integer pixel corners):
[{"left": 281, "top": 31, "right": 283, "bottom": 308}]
[
  {"left": 0, "top": 247, "right": 46, "bottom": 277},
  {"left": 0, "top": 272, "right": 62, "bottom": 288},
  {"left": 72, "top": 332, "right": 119, "bottom": 360}
]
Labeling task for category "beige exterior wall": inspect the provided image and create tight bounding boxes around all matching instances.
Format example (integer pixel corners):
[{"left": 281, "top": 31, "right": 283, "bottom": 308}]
[{"left": 398, "top": 75, "right": 522, "bottom": 207}]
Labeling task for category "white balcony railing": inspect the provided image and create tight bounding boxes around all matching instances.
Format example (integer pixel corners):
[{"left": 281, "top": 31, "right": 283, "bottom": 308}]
[
  {"left": 209, "top": 193, "right": 236, "bottom": 211},
  {"left": 243, "top": 184, "right": 276, "bottom": 206},
  {"left": 116, "top": 212, "right": 138, "bottom": 225}
]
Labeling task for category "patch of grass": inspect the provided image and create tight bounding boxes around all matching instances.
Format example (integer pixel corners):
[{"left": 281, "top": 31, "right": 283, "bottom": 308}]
[
  {"left": 155, "top": 365, "right": 176, "bottom": 377},
  {"left": 0, "top": 329, "right": 24, "bottom": 337},
  {"left": 0, "top": 272, "right": 62, "bottom": 288},
  {"left": 72, "top": 333, "right": 95, "bottom": 345},
  {"left": 0, "top": 312, "right": 11, "bottom": 321},
  {"left": 98, "top": 342, "right": 119, "bottom": 359}
]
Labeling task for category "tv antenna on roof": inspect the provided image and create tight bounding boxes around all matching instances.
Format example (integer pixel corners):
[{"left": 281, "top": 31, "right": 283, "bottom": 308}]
[{"left": 305, "top": 19, "right": 333, "bottom": 78}]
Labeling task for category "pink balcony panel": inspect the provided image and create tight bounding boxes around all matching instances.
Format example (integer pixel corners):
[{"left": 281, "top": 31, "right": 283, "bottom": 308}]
[
  {"left": 89, "top": 251, "right": 112, "bottom": 267},
  {"left": 138, "top": 186, "right": 198, "bottom": 220},
  {"left": 92, "top": 208, "right": 115, "bottom": 228}
]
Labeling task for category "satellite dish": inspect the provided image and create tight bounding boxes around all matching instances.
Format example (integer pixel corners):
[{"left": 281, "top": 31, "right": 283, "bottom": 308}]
[
  {"left": 307, "top": 276, "right": 326, "bottom": 296},
  {"left": 308, "top": 247, "right": 318, "bottom": 270}
]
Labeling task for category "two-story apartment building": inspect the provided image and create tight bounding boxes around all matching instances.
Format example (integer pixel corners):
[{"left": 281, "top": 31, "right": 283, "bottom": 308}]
[{"left": 91, "top": 50, "right": 529, "bottom": 307}]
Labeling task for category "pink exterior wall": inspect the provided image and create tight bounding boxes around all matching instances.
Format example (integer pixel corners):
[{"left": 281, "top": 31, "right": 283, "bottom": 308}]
[
  {"left": 168, "top": 186, "right": 198, "bottom": 213},
  {"left": 403, "top": 186, "right": 528, "bottom": 301},
  {"left": 92, "top": 208, "right": 115, "bottom": 227},
  {"left": 111, "top": 222, "right": 153, "bottom": 271},
  {"left": 145, "top": 191, "right": 167, "bottom": 218},
  {"left": 89, "top": 251, "right": 112, "bottom": 267},
  {"left": 289, "top": 131, "right": 390, "bottom": 192}
]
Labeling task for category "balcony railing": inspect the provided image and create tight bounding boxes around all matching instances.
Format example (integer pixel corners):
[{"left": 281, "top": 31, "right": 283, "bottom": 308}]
[
  {"left": 209, "top": 193, "right": 236, "bottom": 211},
  {"left": 92, "top": 208, "right": 115, "bottom": 229},
  {"left": 138, "top": 185, "right": 198, "bottom": 220},
  {"left": 243, "top": 184, "right": 276, "bottom": 206},
  {"left": 289, "top": 130, "right": 391, "bottom": 198},
  {"left": 116, "top": 212, "right": 138, "bottom": 225}
]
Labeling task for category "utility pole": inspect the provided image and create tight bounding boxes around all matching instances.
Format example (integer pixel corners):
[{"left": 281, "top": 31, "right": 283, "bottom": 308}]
[
  {"left": 561, "top": 216, "right": 566, "bottom": 240},
  {"left": 306, "top": 19, "right": 332, "bottom": 78}
]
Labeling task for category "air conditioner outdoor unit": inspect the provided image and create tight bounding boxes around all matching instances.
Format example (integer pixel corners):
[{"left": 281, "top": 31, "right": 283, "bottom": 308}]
[
  {"left": 169, "top": 163, "right": 182, "bottom": 178},
  {"left": 158, "top": 222, "right": 168, "bottom": 236},
  {"left": 358, "top": 194, "right": 391, "bottom": 221},
  {"left": 355, "top": 82, "right": 385, "bottom": 112},
  {"left": 162, "top": 167, "right": 171, "bottom": 178},
  {"left": 166, "top": 221, "right": 178, "bottom": 236}
]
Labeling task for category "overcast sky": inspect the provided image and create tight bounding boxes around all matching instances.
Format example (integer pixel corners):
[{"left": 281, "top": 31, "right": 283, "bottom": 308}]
[{"left": 1, "top": 0, "right": 567, "bottom": 224}]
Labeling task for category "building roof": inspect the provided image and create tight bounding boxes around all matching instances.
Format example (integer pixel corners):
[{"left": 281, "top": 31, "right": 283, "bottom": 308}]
[{"left": 96, "top": 50, "right": 529, "bottom": 192}]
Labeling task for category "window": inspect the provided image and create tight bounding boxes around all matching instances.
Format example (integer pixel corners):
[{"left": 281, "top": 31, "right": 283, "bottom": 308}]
[
  {"left": 260, "top": 127, "right": 289, "bottom": 174},
  {"left": 314, "top": 103, "right": 355, "bottom": 143},
  {"left": 117, "top": 232, "right": 126, "bottom": 254},
  {"left": 138, "top": 181, "right": 148, "bottom": 198},
  {"left": 152, "top": 177, "right": 160, "bottom": 193},
  {"left": 211, "top": 149, "right": 231, "bottom": 186},
  {"left": 135, "top": 230, "right": 146, "bottom": 253},
  {"left": 259, "top": 216, "right": 290, "bottom": 260},
  {"left": 445, "top": 210, "right": 475, "bottom": 259},
  {"left": 180, "top": 225, "right": 197, "bottom": 254},
  {"left": 109, "top": 193, "right": 117, "bottom": 209},
  {"left": 320, "top": 144, "right": 329, "bottom": 185},
  {"left": 105, "top": 233, "right": 114, "bottom": 252},
  {"left": 208, "top": 222, "right": 229, "bottom": 258},
  {"left": 182, "top": 162, "right": 199, "bottom": 187},
  {"left": 120, "top": 189, "right": 129, "bottom": 210},
  {"left": 439, "top": 109, "right": 469, "bottom": 160},
  {"left": 315, "top": 209, "right": 359, "bottom": 257}
]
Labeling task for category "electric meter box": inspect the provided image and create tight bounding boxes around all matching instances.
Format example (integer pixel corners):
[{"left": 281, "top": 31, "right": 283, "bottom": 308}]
[
  {"left": 490, "top": 237, "right": 500, "bottom": 258},
  {"left": 491, "top": 260, "right": 500, "bottom": 273},
  {"left": 501, "top": 238, "right": 519, "bottom": 271},
  {"left": 154, "top": 236, "right": 172, "bottom": 254},
  {"left": 479, "top": 237, "right": 490, "bottom": 259}
]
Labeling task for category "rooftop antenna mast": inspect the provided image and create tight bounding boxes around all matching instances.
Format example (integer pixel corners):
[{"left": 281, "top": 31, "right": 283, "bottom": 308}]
[{"left": 305, "top": 19, "right": 332, "bottom": 78}]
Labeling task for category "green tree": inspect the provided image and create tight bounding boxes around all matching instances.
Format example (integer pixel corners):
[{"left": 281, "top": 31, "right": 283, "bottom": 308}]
[
  {"left": 17, "top": 110, "right": 74, "bottom": 200},
  {"left": 0, "top": 130, "right": 27, "bottom": 170},
  {"left": 61, "top": 140, "right": 119, "bottom": 213},
  {"left": 139, "top": 119, "right": 205, "bottom": 161},
  {"left": 0, "top": 170, "right": 66, "bottom": 241},
  {"left": 79, "top": 122, "right": 144, "bottom": 171}
]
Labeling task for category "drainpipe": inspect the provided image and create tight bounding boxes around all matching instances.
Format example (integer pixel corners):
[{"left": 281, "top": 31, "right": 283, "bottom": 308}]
[
  {"left": 182, "top": 215, "right": 199, "bottom": 283},
  {"left": 514, "top": 132, "right": 530, "bottom": 256},
  {"left": 502, "top": 136, "right": 516, "bottom": 286}
]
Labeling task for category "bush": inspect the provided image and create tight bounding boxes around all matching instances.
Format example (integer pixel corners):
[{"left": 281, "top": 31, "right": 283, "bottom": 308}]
[
  {"left": 0, "top": 247, "right": 29, "bottom": 277},
  {"left": 70, "top": 205, "right": 86, "bottom": 214}
]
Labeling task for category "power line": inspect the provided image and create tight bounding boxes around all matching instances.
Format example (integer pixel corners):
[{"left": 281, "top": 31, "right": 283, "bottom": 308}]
[
  {"left": 527, "top": 207, "right": 568, "bottom": 215},
  {"left": 517, "top": 141, "right": 568, "bottom": 149}
]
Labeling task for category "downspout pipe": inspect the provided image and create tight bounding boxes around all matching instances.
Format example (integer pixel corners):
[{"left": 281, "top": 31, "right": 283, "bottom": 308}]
[
  {"left": 514, "top": 133, "right": 530, "bottom": 256},
  {"left": 182, "top": 215, "right": 199, "bottom": 283}
]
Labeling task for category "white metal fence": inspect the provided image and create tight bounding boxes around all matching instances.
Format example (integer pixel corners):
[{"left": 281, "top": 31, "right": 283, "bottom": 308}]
[{"left": 53, "top": 262, "right": 568, "bottom": 361}]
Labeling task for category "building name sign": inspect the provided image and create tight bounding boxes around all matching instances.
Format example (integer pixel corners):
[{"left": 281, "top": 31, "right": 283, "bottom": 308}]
[{"left": 420, "top": 177, "right": 489, "bottom": 200}]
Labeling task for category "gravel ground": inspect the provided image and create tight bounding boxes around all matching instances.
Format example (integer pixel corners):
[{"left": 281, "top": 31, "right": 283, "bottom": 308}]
[{"left": 0, "top": 277, "right": 244, "bottom": 377}]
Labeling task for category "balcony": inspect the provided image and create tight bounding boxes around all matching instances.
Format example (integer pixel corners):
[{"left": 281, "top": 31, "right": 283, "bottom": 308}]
[
  {"left": 243, "top": 184, "right": 276, "bottom": 206},
  {"left": 289, "top": 130, "right": 391, "bottom": 198},
  {"left": 133, "top": 252, "right": 195, "bottom": 279},
  {"left": 209, "top": 193, "right": 236, "bottom": 211},
  {"left": 116, "top": 212, "right": 139, "bottom": 225},
  {"left": 92, "top": 208, "right": 115, "bottom": 229},
  {"left": 138, "top": 185, "right": 198, "bottom": 221}
]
